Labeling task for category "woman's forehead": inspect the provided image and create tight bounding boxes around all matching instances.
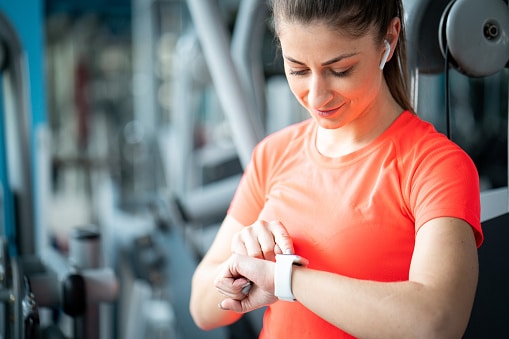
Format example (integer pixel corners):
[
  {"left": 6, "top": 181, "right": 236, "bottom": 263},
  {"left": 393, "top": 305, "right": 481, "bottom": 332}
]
[{"left": 278, "top": 21, "right": 376, "bottom": 50}]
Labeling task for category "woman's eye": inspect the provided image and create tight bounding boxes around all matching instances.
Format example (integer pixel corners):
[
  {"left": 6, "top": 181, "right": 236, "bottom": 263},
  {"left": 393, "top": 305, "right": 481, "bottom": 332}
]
[
  {"left": 288, "top": 67, "right": 352, "bottom": 77},
  {"left": 289, "top": 69, "right": 308, "bottom": 76},
  {"left": 331, "top": 68, "right": 351, "bottom": 77}
]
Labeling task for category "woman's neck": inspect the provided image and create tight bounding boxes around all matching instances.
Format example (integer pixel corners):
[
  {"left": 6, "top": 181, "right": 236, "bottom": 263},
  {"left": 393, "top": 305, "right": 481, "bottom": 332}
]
[{"left": 315, "top": 99, "right": 403, "bottom": 158}]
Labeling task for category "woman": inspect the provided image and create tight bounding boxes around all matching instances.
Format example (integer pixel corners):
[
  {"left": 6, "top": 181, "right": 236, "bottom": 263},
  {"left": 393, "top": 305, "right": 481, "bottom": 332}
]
[{"left": 190, "top": 0, "right": 483, "bottom": 338}]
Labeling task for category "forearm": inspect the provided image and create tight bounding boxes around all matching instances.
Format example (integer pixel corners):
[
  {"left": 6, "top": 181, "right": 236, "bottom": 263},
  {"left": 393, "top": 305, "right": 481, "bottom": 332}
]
[
  {"left": 291, "top": 267, "right": 470, "bottom": 339},
  {"left": 190, "top": 262, "right": 242, "bottom": 330},
  {"left": 190, "top": 215, "right": 247, "bottom": 329}
]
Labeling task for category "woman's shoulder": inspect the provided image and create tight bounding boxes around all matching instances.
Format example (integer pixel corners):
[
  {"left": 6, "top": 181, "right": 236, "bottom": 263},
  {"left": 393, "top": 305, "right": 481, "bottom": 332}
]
[
  {"left": 392, "top": 111, "right": 467, "bottom": 155},
  {"left": 391, "top": 112, "right": 477, "bottom": 178}
]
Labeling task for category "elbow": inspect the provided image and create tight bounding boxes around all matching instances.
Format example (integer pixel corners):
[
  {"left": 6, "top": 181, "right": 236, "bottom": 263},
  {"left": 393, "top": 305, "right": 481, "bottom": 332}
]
[
  {"left": 433, "top": 316, "right": 470, "bottom": 339},
  {"left": 412, "top": 308, "right": 470, "bottom": 339},
  {"left": 189, "top": 296, "right": 239, "bottom": 331},
  {"left": 190, "top": 313, "right": 213, "bottom": 331},
  {"left": 189, "top": 298, "right": 216, "bottom": 331}
]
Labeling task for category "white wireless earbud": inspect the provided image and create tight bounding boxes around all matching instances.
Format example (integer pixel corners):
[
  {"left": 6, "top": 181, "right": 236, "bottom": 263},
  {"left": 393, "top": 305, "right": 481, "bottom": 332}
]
[{"left": 379, "top": 39, "right": 391, "bottom": 70}]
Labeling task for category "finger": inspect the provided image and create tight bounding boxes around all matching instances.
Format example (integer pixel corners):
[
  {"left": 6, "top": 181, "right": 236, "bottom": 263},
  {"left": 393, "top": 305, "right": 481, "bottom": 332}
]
[
  {"left": 215, "top": 276, "right": 251, "bottom": 300},
  {"left": 218, "top": 298, "right": 243, "bottom": 312},
  {"left": 214, "top": 274, "right": 250, "bottom": 290},
  {"left": 241, "top": 281, "right": 252, "bottom": 295},
  {"left": 219, "top": 296, "right": 255, "bottom": 313},
  {"left": 274, "top": 243, "right": 282, "bottom": 255},
  {"left": 219, "top": 288, "right": 277, "bottom": 313},
  {"left": 241, "top": 230, "right": 264, "bottom": 259},
  {"left": 231, "top": 232, "right": 248, "bottom": 255},
  {"left": 268, "top": 221, "right": 294, "bottom": 254},
  {"left": 256, "top": 225, "right": 278, "bottom": 261},
  {"left": 215, "top": 285, "right": 249, "bottom": 300}
]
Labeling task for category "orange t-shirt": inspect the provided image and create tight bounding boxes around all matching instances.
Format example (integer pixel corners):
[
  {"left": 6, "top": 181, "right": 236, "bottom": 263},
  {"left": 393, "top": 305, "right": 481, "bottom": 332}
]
[{"left": 227, "top": 111, "right": 483, "bottom": 338}]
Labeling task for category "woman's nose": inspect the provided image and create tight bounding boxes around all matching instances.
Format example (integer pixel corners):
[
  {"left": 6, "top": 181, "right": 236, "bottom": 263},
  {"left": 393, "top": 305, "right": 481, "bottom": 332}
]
[{"left": 307, "top": 75, "right": 333, "bottom": 109}]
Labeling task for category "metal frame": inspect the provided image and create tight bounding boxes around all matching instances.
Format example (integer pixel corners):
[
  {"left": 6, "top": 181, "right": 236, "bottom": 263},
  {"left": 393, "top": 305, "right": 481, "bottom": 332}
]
[
  {"left": 186, "top": 0, "right": 265, "bottom": 168},
  {"left": 0, "top": 11, "right": 36, "bottom": 256},
  {"left": 403, "top": 0, "right": 451, "bottom": 109}
]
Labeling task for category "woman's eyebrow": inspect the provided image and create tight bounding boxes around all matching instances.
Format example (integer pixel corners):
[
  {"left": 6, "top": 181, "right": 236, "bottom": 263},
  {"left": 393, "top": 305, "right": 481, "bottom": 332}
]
[
  {"left": 321, "top": 53, "right": 358, "bottom": 66},
  {"left": 283, "top": 55, "right": 305, "bottom": 65},
  {"left": 283, "top": 53, "right": 358, "bottom": 66}
]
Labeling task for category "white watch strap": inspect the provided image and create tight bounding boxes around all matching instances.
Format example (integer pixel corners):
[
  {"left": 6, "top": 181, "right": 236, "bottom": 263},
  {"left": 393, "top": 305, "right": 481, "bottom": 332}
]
[{"left": 274, "top": 254, "right": 308, "bottom": 302}]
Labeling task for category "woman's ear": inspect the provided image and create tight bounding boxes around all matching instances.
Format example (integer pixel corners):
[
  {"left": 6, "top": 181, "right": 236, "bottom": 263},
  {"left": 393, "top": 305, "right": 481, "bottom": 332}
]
[{"left": 383, "top": 17, "right": 401, "bottom": 65}]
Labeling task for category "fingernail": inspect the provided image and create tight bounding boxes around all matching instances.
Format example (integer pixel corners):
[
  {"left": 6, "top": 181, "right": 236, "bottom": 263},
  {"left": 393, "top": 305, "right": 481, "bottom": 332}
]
[
  {"left": 242, "top": 282, "right": 252, "bottom": 295},
  {"left": 218, "top": 302, "right": 227, "bottom": 310},
  {"left": 284, "top": 249, "right": 292, "bottom": 254}
]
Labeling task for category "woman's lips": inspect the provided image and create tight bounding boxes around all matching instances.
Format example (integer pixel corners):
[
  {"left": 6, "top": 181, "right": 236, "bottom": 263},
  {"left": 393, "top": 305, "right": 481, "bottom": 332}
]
[{"left": 315, "top": 105, "right": 342, "bottom": 117}]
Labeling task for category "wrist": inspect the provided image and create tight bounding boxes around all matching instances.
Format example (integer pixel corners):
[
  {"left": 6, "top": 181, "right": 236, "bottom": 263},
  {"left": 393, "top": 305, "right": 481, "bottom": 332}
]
[{"left": 274, "top": 254, "right": 309, "bottom": 301}]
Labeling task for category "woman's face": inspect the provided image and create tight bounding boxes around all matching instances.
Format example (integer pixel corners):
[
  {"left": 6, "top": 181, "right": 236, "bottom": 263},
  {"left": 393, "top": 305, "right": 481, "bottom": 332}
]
[{"left": 278, "top": 21, "right": 388, "bottom": 130}]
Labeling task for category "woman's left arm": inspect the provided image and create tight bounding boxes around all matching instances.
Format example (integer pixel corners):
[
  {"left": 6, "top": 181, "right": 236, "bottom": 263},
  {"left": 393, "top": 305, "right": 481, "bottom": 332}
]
[{"left": 291, "top": 217, "right": 478, "bottom": 339}]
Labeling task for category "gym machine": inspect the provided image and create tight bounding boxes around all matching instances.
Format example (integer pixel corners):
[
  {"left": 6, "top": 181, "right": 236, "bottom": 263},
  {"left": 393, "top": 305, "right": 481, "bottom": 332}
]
[{"left": 0, "top": 4, "right": 118, "bottom": 339}]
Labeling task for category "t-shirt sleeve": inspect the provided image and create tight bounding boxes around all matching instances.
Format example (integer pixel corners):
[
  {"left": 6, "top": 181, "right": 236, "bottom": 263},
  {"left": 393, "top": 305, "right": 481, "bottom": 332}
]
[{"left": 410, "top": 142, "right": 483, "bottom": 247}]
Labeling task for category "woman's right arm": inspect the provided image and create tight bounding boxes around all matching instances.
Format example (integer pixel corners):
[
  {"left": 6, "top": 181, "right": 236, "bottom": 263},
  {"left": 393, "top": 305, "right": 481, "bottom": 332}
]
[
  {"left": 190, "top": 215, "right": 246, "bottom": 330},
  {"left": 190, "top": 215, "right": 296, "bottom": 330}
]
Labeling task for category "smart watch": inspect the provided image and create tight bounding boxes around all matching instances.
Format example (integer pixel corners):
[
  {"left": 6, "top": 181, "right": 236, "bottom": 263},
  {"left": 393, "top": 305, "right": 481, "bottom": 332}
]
[{"left": 274, "top": 254, "right": 309, "bottom": 302}]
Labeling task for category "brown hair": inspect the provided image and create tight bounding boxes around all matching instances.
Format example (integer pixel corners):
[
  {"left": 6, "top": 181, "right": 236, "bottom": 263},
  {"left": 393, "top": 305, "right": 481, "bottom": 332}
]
[{"left": 270, "top": 0, "right": 414, "bottom": 113}]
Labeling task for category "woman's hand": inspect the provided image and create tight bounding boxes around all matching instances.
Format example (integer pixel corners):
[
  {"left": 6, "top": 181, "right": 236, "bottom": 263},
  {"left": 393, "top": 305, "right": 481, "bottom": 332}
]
[
  {"left": 215, "top": 254, "right": 277, "bottom": 313},
  {"left": 230, "top": 220, "right": 294, "bottom": 261},
  {"left": 213, "top": 220, "right": 294, "bottom": 313}
]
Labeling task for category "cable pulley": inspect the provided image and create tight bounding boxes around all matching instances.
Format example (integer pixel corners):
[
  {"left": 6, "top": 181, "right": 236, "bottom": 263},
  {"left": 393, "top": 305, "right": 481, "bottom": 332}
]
[{"left": 439, "top": 0, "right": 509, "bottom": 77}]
